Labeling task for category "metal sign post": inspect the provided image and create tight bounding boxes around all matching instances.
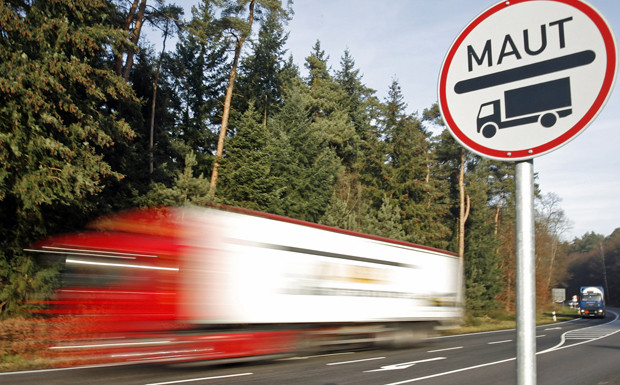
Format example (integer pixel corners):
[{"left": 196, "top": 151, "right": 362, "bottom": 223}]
[{"left": 515, "top": 160, "right": 536, "bottom": 385}]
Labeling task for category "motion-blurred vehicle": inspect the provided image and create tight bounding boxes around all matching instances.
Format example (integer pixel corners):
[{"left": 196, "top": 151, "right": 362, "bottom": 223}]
[{"left": 28, "top": 205, "right": 464, "bottom": 366}]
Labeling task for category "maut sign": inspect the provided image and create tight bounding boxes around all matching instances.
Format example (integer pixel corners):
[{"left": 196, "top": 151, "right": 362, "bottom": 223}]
[{"left": 439, "top": 0, "right": 617, "bottom": 161}]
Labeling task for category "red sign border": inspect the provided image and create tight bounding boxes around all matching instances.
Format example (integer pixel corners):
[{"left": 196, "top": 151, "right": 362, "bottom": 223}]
[{"left": 438, "top": 0, "right": 617, "bottom": 161}]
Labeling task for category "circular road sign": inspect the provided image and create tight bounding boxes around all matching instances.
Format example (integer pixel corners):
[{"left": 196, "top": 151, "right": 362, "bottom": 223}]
[{"left": 439, "top": 0, "right": 617, "bottom": 161}]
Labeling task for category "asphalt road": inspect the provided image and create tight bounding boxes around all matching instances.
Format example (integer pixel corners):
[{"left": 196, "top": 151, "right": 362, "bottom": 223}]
[{"left": 2, "top": 309, "right": 619, "bottom": 385}]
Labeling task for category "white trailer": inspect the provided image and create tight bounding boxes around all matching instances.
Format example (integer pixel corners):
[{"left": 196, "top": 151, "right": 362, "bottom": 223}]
[{"left": 179, "top": 206, "right": 464, "bottom": 344}]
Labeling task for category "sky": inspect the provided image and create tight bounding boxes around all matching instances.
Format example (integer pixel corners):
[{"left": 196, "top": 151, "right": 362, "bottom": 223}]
[{"left": 160, "top": 0, "right": 619, "bottom": 240}]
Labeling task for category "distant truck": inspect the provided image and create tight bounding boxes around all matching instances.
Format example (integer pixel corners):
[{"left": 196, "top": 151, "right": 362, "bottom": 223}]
[
  {"left": 579, "top": 286, "right": 606, "bottom": 318},
  {"left": 477, "top": 77, "right": 573, "bottom": 138}
]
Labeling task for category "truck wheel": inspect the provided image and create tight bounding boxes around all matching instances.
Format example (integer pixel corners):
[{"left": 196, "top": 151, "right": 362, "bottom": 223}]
[
  {"left": 481, "top": 123, "right": 497, "bottom": 138},
  {"left": 382, "top": 323, "right": 433, "bottom": 349},
  {"left": 540, "top": 113, "right": 557, "bottom": 128}
]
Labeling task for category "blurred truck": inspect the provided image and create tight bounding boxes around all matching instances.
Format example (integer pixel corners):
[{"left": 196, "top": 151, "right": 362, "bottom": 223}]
[
  {"left": 28, "top": 205, "right": 463, "bottom": 365},
  {"left": 579, "top": 286, "right": 606, "bottom": 318}
]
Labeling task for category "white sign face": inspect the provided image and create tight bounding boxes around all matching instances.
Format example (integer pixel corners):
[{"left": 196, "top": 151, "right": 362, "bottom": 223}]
[{"left": 439, "top": 0, "right": 617, "bottom": 161}]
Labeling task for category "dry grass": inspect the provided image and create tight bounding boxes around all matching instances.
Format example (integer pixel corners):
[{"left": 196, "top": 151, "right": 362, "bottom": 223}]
[
  {"left": 444, "top": 305, "right": 581, "bottom": 336},
  {"left": 0, "top": 317, "right": 56, "bottom": 371}
]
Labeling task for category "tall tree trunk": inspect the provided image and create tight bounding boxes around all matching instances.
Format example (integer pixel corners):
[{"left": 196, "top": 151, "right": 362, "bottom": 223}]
[
  {"left": 210, "top": 0, "right": 256, "bottom": 195},
  {"left": 425, "top": 152, "right": 431, "bottom": 208},
  {"left": 545, "top": 237, "right": 558, "bottom": 290},
  {"left": 263, "top": 94, "right": 268, "bottom": 128},
  {"left": 458, "top": 148, "right": 470, "bottom": 259},
  {"left": 494, "top": 192, "right": 504, "bottom": 235},
  {"left": 122, "top": 0, "right": 147, "bottom": 81},
  {"left": 115, "top": 0, "right": 140, "bottom": 76},
  {"left": 600, "top": 240, "right": 610, "bottom": 303},
  {"left": 149, "top": 18, "right": 170, "bottom": 175}
]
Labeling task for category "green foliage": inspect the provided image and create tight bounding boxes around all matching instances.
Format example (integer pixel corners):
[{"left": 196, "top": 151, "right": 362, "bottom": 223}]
[
  {"left": 335, "top": 49, "right": 378, "bottom": 139},
  {"left": 0, "top": 252, "right": 62, "bottom": 317},
  {"left": 463, "top": 160, "right": 504, "bottom": 315},
  {"left": 235, "top": 9, "right": 291, "bottom": 125},
  {"left": 320, "top": 193, "right": 363, "bottom": 232},
  {"left": 265, "top": 79, "right": 341, "bottom": 222},
  {"left": 137, "top": 152, "right": 213, "bottom": 207},
  {"left": 368, "top": 195, "right": 406, "bottom": 240},
  {"left": 380, "top": 83, "right": 450, "bottom": 247},
  {"left": 570, "top": 231, "right": 604, "bottom": 253},
  {"left": 0, "top": 0, "right": 138, "bottom": 316},
  {"left": 163, "top": 1, "right": 230, "bottom": 178},
  {"left": 303, "top": 41, "right": 359, "bottom": 168},
  {"left": 1, "top": 0, "right": 135, "bottom": 209},
  {"left": 218, "top": 102, "right": 282, "bottom": 210}
]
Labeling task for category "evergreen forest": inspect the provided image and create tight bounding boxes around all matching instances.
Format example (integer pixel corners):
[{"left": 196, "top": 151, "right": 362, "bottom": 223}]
[{"left": 1, "top": 0, "right": 619, "bottom": 319}]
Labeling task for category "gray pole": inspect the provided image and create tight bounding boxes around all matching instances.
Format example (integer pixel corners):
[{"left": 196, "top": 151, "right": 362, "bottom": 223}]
[{"left": 515, "top": 159, "right": 536, "bottom": 385}]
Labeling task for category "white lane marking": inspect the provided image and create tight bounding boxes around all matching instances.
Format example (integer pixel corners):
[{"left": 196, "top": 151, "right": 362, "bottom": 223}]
[
  {"left": 280, "top": 351, "right": 355, "bottom": 361},
  {"left": 382, "top": 357, "right": 516, "bottom": 385},
  {"left": 541, "top": 324, "right": 620, "bottom": 353},
  {"left": 427, "top": 346, "right": 463, "bottom": 353},
  {"left": 365, "top": 357, "right": 446, "bottom": 372},
  {"left": 429, "top": 317, "right": 578, "bottom": 340},
  {"left": 383, "top": 311, "right": 620, "bottom": 385},
  {"left": 541, "top": 313, "right": 620, "bottom": 352},
  {"left": 488, "top": 339, "right": 512, "bottom": 345},
  {"left": 544, "top": 327, "right": 562, "bottom": 330},
  {"left": 536, "top": 335, "right": 546, "bottom": 338},
  {"left": 327, "top": 356, "right": 385, "bottom": 366},
  {"left": 146, "top": 373, "right": 252, "bottom": 385}
]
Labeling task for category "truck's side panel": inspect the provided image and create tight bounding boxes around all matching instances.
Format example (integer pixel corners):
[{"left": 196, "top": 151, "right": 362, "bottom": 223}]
[{"left": 181, "top": 208, "right": 462, "bottom": 327}]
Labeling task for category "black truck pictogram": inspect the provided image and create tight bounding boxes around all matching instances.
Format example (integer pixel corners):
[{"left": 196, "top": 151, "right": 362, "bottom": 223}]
[
  {"left": 454, "top": 50, "right": 595, "bottom": 138},
  {"left": 476, "top": 77, "right": 572, "bottom": 138}
]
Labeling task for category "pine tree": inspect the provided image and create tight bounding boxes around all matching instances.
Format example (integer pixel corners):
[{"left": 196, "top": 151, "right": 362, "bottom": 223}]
[
  {"left": 380, "top": 82, "right": 448, "bottom": 246},
  {"left": 136, "top": 152, "right": 212, "bottom": 207},
  {"left": 0, "top": 0, "right": 137, "bottom": 316},
  {"left": 236, "top": 9, "right": 290, "bottom": 127},
  {"left": 218, "top": 102, "right": 280, "bottom": 210},
  {"left": 331, "top": 49, "right": 381, "bottom": 231},
  {"left": 434, "top": 128, "right": 463, "bottom": 251},
  {"left": 208, "top": 0, "right": 293, "bottom": 195},
  {"left": 463, "top": 157, "right": 505, "bottom": 315},
  {"left": 268, "top": 79, "right": 340, "bottom": 222},
  {"left": 319, "top": 193, "right": 362, "bottom": 232},
  {"left": 369, "top": 195, "right": 406, "bottom": 240},
  {"left": 476, "top": 157, "right": 516, "bottom": 311},
  {"left": 165, "top": 1, "right": 229, "bottom": 179},
  {"left": 304, "top": 41, "right": 358, "bottom": 168},
  {"left": 335, "top": 49, "right": 377, "bottom": 138},
  {"left": 114, "top": 0, "right": 147, "bottom": 80}
]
